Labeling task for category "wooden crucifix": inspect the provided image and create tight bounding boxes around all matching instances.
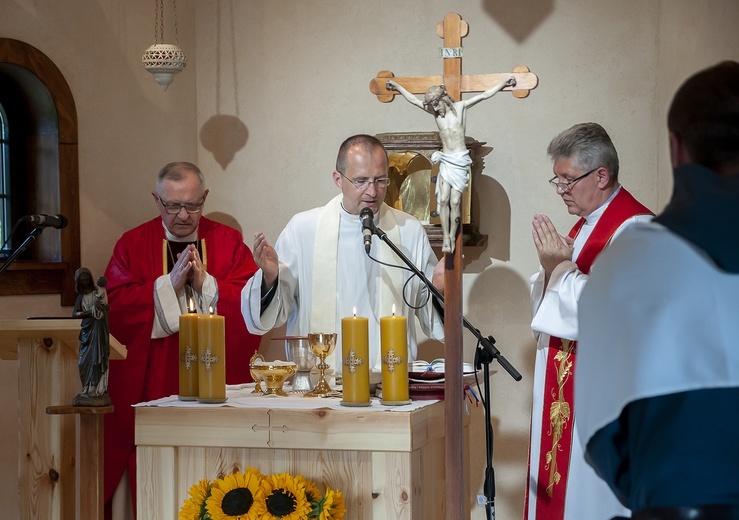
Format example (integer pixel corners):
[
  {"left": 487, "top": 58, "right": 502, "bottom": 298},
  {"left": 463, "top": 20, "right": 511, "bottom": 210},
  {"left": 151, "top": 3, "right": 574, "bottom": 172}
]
[{"left": 370, "top": 12, "right": 537, "bottom": 520}]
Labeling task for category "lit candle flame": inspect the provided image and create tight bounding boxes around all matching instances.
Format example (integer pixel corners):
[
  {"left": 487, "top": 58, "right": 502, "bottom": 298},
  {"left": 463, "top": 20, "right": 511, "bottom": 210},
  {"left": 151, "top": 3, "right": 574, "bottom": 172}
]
[
  {"left": 353, "top": 306, "right": 357, "bottom": 317},
  {"left": 208, "top": 306, "right": 214, "bottom": 315},
  {"left": 392, "top": 303, "right": 396, "bottom": 316},
  {"left": 188, "top": 298, "right": 195, "bottom": 313}
]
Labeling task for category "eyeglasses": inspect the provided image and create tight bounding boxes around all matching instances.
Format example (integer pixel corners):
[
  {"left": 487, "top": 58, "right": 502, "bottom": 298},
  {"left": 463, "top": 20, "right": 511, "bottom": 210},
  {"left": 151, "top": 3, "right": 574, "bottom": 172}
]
[
  {"left": 548, "top": 166, "right": 600, "bottom": 192},
  {"left": 338, "top": 171, "right": 391, "bottom": 191},
  {"left": 157, "top": 196, "right": 205, "bottom": 215}
]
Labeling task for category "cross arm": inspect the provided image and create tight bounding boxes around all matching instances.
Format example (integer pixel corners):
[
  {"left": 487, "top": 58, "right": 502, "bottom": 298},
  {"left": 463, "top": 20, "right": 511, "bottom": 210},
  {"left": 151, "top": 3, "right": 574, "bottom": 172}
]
[
  {"left": 370, "top": 65, "right": 539, "bottom": 102},
  {"left": 462, "top": 66, "right": 538, "bottom": 98},
  {"left": 369, "top": 71, "right": 442, "bottom": 103}
]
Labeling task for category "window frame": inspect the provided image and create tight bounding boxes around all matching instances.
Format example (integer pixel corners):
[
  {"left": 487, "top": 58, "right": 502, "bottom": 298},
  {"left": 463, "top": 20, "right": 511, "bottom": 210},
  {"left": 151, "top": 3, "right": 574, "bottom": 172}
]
[{"left": 0, "top": 38, "right": 80, "bottom": 306}]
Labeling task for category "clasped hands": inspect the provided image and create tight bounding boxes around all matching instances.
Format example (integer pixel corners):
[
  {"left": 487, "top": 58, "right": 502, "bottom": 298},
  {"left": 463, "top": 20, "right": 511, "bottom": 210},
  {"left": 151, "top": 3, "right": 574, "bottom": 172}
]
[
  {"left": 170, "top": 243, "right": 206, "bottom": 292},
  {"left": 532, "top": 214, "right": 573, "bottom": 275}
]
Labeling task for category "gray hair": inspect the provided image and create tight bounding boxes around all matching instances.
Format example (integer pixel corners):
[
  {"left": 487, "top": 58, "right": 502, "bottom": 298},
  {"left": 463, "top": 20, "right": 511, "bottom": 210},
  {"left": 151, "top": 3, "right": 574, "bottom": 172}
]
[
  {"left": 547, "top": 123, "right": 619, "bottom": 181},
  {"left": 156, "top": 162, "right": 205, "bottom": 191}
]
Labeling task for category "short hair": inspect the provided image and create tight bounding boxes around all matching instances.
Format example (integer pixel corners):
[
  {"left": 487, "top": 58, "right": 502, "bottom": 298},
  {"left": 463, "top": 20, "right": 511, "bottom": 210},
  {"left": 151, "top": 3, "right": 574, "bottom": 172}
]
[
  {"left": 335, "top": 134, "right": 387, "bottom": 173},
  {"left": 156, "top": 162, "right": 205, "bottom": 191},
  {"left": 668, "top": 60, "right": 739, "bottom": 172},
  {"left": 547, "top": 122, "right": 619, "bottom": 181}
]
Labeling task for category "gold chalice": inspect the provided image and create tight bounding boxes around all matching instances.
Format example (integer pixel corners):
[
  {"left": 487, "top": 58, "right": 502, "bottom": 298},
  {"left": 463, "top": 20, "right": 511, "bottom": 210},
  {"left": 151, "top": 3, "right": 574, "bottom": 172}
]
[
  {"left": 304, "top": 332, "right": 337, "bottom": 397},
  {"left": 250, "top": 361, "right": 297, "bottom": 397},
  {"left": 249, "top": 352, "right": 266, "bottom": 393}
]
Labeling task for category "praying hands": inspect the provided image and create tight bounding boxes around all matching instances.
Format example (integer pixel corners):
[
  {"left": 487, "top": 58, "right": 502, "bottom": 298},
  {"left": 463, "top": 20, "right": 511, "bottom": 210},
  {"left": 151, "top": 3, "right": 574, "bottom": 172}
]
[{"left": 531, "top": 214, "right": 573, "bottom": 276}]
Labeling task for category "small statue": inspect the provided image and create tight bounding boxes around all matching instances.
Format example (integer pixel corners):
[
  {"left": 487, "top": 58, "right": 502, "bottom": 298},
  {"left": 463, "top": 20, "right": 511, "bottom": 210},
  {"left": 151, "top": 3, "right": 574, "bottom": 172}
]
[
  {"left": 72, "top": 268, "right": 111, "bottom": 407},
  {"left": 387, "top": 78, "right": 515, "bottom": 253}
]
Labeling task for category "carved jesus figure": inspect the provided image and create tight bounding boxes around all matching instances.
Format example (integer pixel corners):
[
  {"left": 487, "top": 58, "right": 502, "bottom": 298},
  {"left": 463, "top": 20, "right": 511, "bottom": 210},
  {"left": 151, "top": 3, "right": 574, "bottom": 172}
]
[{"left": 387, "top": 77, "right": 515, "bottom": 253}]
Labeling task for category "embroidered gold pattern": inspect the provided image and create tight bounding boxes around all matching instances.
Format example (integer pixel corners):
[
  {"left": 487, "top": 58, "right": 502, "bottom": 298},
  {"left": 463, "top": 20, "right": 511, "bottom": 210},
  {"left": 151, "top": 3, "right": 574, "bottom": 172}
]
[{"left": 544, "top": 338, "right": 574, "bottom": 497}]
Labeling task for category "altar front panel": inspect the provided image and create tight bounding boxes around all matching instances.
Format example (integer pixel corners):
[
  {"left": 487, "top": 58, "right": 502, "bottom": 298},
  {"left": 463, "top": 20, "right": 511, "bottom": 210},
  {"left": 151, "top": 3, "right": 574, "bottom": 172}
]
[{"left": 135, "top": 398, "right": 469, "bottom": 519}]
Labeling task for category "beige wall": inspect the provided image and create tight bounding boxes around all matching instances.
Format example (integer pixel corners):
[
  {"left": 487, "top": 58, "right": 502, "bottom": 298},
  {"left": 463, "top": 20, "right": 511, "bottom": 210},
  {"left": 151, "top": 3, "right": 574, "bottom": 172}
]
[{"left": 1, "top": 0, "right": 737, "bottom": 518}]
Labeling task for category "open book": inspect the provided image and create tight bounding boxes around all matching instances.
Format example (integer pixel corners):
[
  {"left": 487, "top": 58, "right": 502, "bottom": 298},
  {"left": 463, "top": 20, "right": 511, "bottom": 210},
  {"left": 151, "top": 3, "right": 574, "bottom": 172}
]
[{"left": 409, "top": 358, "right": 475, "bottom": 374}]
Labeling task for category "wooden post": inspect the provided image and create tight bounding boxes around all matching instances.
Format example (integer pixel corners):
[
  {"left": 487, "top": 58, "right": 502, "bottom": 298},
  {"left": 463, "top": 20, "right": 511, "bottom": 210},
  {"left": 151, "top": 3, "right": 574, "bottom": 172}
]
[
  {"left": 370, "top": 12, "right": 537, "bottom": 519},
  {"left": 439, "top": 13, "right": 467, "bottom": 520},
  {"left": 46, "top": 405, "right": 114, "bottom": 520}
]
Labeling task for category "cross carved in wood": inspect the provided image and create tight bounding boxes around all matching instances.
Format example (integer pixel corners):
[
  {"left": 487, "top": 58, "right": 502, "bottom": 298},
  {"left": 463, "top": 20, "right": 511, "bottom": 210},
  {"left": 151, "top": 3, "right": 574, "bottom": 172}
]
[{"left": 251, "top": 409, "right": 289, "bottom": 447}]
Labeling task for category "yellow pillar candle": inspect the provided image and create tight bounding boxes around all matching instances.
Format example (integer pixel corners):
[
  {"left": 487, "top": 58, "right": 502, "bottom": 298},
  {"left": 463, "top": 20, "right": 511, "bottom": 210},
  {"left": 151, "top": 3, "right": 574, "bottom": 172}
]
[
  {"left": 341, "top": 311, "right": 370, "bottom": 407},
  {"left": 380, "top": 306, "right": 410, "bottom": 405},
  {"left": 178, "top": 308, "right": 199, "bottom": 401},
  {"left": 197, "top": 310, "right": 226, "bottom": 403}
]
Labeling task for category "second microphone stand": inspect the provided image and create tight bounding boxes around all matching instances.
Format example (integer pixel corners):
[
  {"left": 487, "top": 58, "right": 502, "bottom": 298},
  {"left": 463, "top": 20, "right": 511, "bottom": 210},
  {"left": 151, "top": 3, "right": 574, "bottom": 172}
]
[{"left": 0, "top": 226, "right": 45, "bottom": 275}]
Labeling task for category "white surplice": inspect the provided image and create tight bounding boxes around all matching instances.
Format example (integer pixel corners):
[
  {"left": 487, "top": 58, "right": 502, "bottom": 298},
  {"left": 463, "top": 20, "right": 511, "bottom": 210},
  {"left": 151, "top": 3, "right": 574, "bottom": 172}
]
[
  {"left": 526, "top": 187, "right": 652, "bottom": 520},
  {"left": 578, "top": 221, "right": 739, "bottom": 456},
  {"left": 242, "top": 196, "right": 444, "bottom": 371}
]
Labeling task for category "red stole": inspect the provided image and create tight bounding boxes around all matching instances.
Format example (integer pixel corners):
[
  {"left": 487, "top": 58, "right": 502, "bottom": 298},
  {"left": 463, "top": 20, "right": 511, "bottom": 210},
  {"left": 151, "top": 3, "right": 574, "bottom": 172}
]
[{"left": 531, "top": 188, "right": 651, "bottom": 519}]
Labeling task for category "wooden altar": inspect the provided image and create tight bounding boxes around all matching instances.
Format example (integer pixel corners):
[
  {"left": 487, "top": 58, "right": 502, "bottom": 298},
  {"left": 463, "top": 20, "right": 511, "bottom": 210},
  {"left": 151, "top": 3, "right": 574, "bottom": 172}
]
[
  {"left": 136, "top": 395, "right": 470, "bottom": 519},
  {"left": 0, "top": 319, "right": 127, "bottom": 520}
]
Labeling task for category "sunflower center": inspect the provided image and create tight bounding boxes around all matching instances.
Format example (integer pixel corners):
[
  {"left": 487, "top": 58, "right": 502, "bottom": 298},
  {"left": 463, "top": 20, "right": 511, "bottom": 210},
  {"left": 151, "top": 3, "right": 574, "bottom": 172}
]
[
  {"left": 221, "top": 487, "right": 254, "bottom": 516},
  {"left": 266, "top": 488, "right": 297, "bottom": 516}
]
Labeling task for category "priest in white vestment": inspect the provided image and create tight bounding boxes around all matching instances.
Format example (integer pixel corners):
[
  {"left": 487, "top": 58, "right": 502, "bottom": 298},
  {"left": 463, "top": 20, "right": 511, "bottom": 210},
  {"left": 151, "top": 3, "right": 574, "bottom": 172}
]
[
  {"left": 242, "top": 134, "right": 445, "bottom": 370},
  {"left": 525, "top": 123, "right": 652, "bottom": 520}
]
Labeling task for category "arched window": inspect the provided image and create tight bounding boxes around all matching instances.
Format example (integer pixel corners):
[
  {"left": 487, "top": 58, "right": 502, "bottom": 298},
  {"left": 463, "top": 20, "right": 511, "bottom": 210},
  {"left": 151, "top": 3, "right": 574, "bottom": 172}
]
[{"left": 0, "top": 39, "right": 80, "bottom": 305}]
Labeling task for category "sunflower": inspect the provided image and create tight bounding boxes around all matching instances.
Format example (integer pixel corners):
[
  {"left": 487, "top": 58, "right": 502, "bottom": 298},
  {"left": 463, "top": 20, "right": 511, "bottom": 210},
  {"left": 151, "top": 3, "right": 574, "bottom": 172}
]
[
  {"left": 179, "top": 479, "right": 212, "bottom": 520},
  {"left": 318, "top": 488, "right": 346, "bottom": 520},
  {"left": 303, "top": 478, "right": 321, "bottom": 504},
  {"left": 206, "top": 468, "right": 264, "bottom": 520},
  {"left": 255, "top": 472, "right": 312, "bottom": 520}
]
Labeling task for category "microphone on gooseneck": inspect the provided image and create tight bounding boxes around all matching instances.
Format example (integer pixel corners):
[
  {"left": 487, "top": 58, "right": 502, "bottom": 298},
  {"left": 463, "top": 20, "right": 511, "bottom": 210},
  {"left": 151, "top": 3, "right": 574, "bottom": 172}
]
[
  {"left": 359, "top": 207, "right": 375, "bottom": 254},
  {"left": 22, "top": 214, "right": 68, "bottom": 229}
]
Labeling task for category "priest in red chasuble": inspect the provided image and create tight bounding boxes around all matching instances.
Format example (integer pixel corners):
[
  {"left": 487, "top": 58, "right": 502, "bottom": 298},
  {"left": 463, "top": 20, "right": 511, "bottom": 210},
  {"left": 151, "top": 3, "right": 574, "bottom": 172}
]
[
  {"left": 102, "top": 162, "right": 260, "bottom": 518},
  {"left": 524, "top": 123, "right": 652, "bottom": 520}
]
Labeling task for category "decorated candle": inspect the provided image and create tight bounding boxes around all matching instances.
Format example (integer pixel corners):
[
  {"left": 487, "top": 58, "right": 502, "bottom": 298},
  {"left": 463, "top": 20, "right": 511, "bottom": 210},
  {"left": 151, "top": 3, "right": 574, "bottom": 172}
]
[
  {"left": 178, "top": 300, "right": 199, "bottom": 401},
  {"left": 379, "top": 304, "right": 410, "bottom": 405},
  {"left": 197, "top": 307, "right": 226, "bottom": 403},
  {"left": 340, "top": 308, "right": 370, "bottom": 407}
]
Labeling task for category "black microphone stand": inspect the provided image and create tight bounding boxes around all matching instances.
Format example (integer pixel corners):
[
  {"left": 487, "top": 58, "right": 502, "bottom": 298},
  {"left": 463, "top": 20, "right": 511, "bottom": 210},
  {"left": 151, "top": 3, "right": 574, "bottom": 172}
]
[
  {"left": 0, "top": 226, "right": 44, "bottom": 275},
  {"left": 372, "top": 225, "right": 522, "bottom": 520}
]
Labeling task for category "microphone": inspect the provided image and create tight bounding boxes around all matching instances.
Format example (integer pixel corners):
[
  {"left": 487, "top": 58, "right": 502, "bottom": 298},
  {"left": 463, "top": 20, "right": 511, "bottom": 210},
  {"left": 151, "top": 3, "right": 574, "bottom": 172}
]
[
  {"left": 22, "top": 214, "right": 68, "bottom": 229},
  {"left": 359, "top": 207, "right": 375, "bottom": 254}
]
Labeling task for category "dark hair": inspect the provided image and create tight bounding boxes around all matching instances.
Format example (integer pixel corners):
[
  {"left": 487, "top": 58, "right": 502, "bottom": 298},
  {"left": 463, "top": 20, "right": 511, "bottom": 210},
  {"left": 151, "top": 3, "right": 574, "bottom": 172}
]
[
  {"left": 668, "top": 61, "right": 739, "bottom": 172},
  {"left": 547, "top": 122, "right": 619, "bottom": 182},
  {"left": 335, "top": 134, "right": 386, "bottom": 173}
]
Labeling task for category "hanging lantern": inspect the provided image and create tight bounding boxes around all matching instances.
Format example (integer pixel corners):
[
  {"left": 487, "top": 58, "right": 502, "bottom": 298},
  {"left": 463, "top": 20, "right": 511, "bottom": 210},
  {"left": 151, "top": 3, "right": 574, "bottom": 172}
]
[{"left": 142, "top": 0, "right": 187, "bottom": 91}]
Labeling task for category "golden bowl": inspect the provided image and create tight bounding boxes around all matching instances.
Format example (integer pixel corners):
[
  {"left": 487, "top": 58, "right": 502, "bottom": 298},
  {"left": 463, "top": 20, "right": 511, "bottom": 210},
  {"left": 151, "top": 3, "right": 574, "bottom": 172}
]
[{"left": 250, "top": 361, "right": 297, "bottom": 396}]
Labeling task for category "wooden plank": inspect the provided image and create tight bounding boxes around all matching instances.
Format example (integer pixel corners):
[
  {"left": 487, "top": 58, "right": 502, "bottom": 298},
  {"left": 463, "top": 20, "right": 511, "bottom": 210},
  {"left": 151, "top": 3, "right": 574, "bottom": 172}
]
[
  {"left": 460, "top": 71, "right": 539, "bottom": 92},
  {"left": 371, "top": 451, "right": 412, "bottom": 519},
  {"left": 135, "top": 402, "right": 447, "bottom": 452},
  {"left": 369, "top": 74, "right": 443, "bottom": 96},
  {"left": 46, "top": 405, "right": 113, "bottom": 520},
  {"left": 18, "top": 337, "right": 77, "bottom": 520},
  {"left": 137, "top": 446, "right": 177, "bottom": 519},
  {"left": 0, "top": 319, "right": 126, "bottom": 361}
]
